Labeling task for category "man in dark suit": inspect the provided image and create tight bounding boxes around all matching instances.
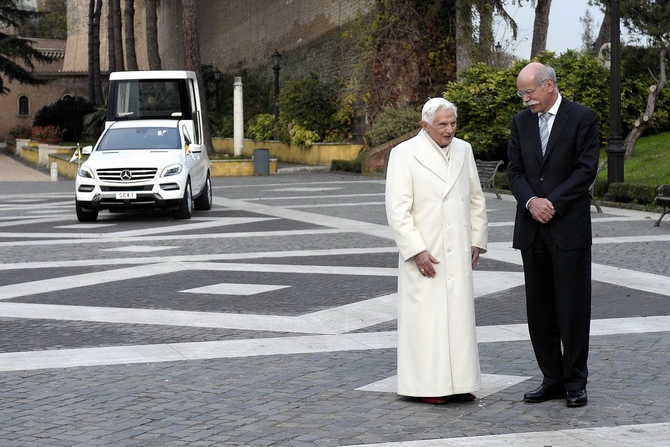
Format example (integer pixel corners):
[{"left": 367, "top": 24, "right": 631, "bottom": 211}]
[{"left": 507, "top": 62, "right": 600, "bottom": 407}]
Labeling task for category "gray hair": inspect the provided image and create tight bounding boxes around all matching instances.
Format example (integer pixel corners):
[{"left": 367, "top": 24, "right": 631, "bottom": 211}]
[
  {"left": 421, "top": 99, "right": 458, "bottom": 124},
  {"left": 536, "top": 64, "right": 560, "bottom": 94}
]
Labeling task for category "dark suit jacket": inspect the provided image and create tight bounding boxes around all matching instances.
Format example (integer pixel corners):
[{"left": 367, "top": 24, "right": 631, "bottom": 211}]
[{"left": 507, "top": 98, "right": 600, "bottom": 251}]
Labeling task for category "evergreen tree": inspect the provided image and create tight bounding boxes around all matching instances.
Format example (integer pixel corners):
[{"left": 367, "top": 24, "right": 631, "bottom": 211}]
[{"left": 0, "top": 0, "right": 54, "bottom": 94}]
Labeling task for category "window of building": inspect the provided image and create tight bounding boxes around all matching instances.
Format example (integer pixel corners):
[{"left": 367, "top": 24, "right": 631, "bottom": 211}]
[{"left": 18, "top": 95, "right": 29, "bottom": 116}]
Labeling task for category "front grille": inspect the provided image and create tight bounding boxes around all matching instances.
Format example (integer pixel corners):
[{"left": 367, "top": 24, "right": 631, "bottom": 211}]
[
  {"left": 96, "top": 168, "right": 158, "bottom": 181},
  {"left": 101, "top": 185, "right": 153, "bottom": 192}
]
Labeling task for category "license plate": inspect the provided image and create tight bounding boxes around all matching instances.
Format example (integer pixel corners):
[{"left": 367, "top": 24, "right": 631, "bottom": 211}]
[{"left": 116, "top": 192, "right": 137, "bottom": 200}]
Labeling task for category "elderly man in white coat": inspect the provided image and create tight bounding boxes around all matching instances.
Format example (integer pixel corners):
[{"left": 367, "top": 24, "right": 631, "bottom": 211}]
[{"left": 385, "top": 97, "right": 488, "bottom": 405}]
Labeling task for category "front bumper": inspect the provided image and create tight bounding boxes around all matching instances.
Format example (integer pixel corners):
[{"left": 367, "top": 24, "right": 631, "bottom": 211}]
[{"left": 76, "top": 182, "right": 184, "bottom": 211}]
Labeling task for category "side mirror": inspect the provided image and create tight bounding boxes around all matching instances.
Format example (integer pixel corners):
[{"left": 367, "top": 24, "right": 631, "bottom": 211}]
[
  {"left": 182, "top": 125, "right": 192, "bottom": 146},
  {"left": 82, "top": 145, "right": 93, "bottom": 155}
]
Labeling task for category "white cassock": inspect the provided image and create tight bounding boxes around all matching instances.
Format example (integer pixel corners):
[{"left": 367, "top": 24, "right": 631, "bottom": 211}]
[{"left": 385, "top": 129, "right": 488, "bottom": 397}]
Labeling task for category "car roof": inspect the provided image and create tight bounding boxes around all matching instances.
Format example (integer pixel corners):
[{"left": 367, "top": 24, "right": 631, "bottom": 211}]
[
  {"left": 109, "top": 70, "right": 196, "bottom": 81},
  {"left": 107, "top": 120, "right": 180, "bottom": 130}
]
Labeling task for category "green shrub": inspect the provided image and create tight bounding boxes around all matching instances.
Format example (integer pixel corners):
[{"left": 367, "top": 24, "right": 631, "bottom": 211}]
[
  {"left": 33, "top": 96, "right": 96, "bottom": 142},
  {"left": 289, "top": 125, "right": 321, "bottom": 147},
  {"left": 82, "top": 107, "right": 106, "bottom": 141},
  {"left": 215, "top": 115, "right": 234, "bottom": 138},
  {"left": 365, "top": 107, "right": 420, "bottom": 147},
  {"left": 278, "top": 72, "right": 352, "bottom": 143},
  {"left": 246, "top": 114, "right": 275, "bottom": 141},
  {"left": 593, "top": 177, "right": 609, "bottom": 199},
  {"left": 331, "top": 158, "right": 362, "bottom": 173},
  {"left": 608, "top": 182, "right": 658, "bottom": 205},
  {"left": 445, "top": 51, "right": 611, "bottom": 158},
  {"left": 494, "top": 171, "right": 509, "bottom": 191}
]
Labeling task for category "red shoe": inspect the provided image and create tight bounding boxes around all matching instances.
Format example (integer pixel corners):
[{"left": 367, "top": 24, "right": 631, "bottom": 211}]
[{"left": 421, "top": 396, "right": 448, "bottom": 405}]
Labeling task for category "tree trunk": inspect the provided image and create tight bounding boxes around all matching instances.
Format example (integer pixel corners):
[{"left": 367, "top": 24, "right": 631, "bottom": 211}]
[
  {"left": 108, "top": 0, "right": 116, "bottom": 72},
  {"left": 476, "top": 1, "right": 494, "bottom": 64},
  {"left": 593, "top": 2, "right": 610, "bottom": 58},
  {"left": 93, "top": 0, "right": 104, "bottom": 105},
  {"left": 182, "top": 0, "right": 214, "bottom": 156},
  {"left": 530, "top": 0, "right": 551, "bottom": 59},
  {"left": 112, "top": 0, "right": 125, "bottom": 71},
  {"left": 88, "top": 0, "right": 95, "bottom": 103},
  {"left": 624, "top": 47, "right": 667, "bottom": 158},
  {"left": 146, "top": 0, "right": 162, "bottom": 70},
  {"left": 455, "top": 0, "right": 473, "bottom": 78},
  {"left": 124, "top": 0, "right": 138, "bottom": 70}
]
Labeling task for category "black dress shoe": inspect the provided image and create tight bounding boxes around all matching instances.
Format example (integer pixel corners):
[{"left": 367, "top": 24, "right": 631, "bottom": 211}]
[
  {"left": 523, "top": 384, "right": 566, "bottom": 403},
  {"left": 566, "top": 389, "right": 588, "bottom": 407}
]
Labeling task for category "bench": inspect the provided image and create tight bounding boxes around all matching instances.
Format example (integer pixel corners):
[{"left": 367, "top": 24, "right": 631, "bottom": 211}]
[
  {"left": 589, "top": 161, "right": 607, "bottom": 213},
  {"left": 654, "top": 184, "right": 670, "bottom": 227},
  {"left": 476, "top": 159, "right": 504, "bottom": 199}
]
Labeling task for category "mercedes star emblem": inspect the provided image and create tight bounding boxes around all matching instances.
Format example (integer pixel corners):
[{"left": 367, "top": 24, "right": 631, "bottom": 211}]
[{"left": 120, "top": 170, "right": 132, "bottom": 181}]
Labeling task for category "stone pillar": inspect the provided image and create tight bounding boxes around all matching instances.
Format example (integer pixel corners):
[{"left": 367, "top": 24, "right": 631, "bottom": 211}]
[{"left": 233, "top": 77, "right": 244, "bottom": 157}]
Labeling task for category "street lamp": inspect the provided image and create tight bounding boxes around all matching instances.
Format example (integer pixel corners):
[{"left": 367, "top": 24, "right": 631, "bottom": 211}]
[
  {"left": 604, "top": 0, "right": 625, "bottom": 200},
  {"left": 213, "top": 66, "right": 221, "bottom": 113},
  {"left": 271, "top": 50, "right": 282, "bottom": 126}
]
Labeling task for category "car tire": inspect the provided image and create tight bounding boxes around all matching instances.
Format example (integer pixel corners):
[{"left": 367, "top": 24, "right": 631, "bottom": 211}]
[
  {"left": 76, "top": 200, "right": 98, "bottom": 222},
  {"left": 194, "top": 173, "right": 212, "bottom": 211},
  {"left": 174, "top": 178, "right": 193, "bottom": 219}
]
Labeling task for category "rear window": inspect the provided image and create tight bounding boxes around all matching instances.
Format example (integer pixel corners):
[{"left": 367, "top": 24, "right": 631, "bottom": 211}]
[
  {"left": 112, "top": 79, "right": 185, "bottom": 120},
  {"left": 97, "top": 127, "right": 181, "bottom": 151}
]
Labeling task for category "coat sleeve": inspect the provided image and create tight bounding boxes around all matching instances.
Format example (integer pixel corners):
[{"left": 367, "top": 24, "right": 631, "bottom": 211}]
[
  {"left": 467, "top": 144, "right": 488, "bottom": 254},
  {"left": 385, "top": 146, "right": 427, "bottom": 261}
]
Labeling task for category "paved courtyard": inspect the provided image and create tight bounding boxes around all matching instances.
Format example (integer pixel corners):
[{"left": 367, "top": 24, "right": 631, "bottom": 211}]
[{"left": 0, "top": 169, "right": 669, "bottom": 446}]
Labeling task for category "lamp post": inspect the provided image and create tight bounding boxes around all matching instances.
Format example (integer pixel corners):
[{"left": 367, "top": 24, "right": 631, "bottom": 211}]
[
  {"left": 271, "top": 50, "right": 282, "bottom": 127},
  {"left": 213, "top": 66, "right": 221, "bottom": 113},
  {"left": 495, "top": 42, "right": 502, "bottom": 67},
  {"left": 604, "top": 0, "right": 625, "bottom": 200}
]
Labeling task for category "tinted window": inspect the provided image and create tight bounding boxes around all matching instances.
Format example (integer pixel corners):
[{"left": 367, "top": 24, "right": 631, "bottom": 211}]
[
  {"left": 113, "top": 80, "right": 185, "bottom": 119},
  {"left": 97, "top": 127, "right": 181, "bottom": 151}
]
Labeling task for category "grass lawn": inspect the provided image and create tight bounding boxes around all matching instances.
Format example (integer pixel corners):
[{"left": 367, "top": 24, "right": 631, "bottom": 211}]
[{"left": 598, "top": 131, "right": 670, "bottom": 186}]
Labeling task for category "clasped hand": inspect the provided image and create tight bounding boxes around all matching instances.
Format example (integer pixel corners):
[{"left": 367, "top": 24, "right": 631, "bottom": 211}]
[{"left": 528, "top": 197, "right": 555, "bottom": 224}]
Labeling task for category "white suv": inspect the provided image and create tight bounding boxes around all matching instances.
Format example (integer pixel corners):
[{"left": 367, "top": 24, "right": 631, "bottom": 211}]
[
  {"left": 74, "top": 70, "right": 212, "bottom": 222},
  {"left": 75, "top": 120, "right": 211, "bottom": 222}
]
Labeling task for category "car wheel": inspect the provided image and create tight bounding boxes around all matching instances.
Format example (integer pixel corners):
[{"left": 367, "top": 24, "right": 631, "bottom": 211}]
[
  {"left": 174, "top": 178, "right": 193, "bottom": 219},
  {"left": 194, "top": 174, "right": 212, "bottom": 211},
  {"left": 76, "top": 200, "right": 98, "bottom": 222}
]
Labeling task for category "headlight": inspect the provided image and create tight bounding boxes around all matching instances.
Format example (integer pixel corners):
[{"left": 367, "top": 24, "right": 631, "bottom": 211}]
[
  {"left": 161, "top": 163, "right": 183, "bottom": 177},
  {"left": 77, "top": 166, "right": 94, "bottom": 179}
]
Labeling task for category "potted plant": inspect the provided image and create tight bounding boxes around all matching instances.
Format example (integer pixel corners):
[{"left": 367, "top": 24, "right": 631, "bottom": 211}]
[
  {"left": 32, "top": 125, "right": 63, "bottom": 144},
  {"left": 9, "top": 124, "right": 32, "bottom": 139}
]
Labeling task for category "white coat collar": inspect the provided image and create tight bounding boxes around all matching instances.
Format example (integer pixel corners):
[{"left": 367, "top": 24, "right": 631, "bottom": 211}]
[{"left": 414, "top": 130, "right": 465, "bottom": 198}]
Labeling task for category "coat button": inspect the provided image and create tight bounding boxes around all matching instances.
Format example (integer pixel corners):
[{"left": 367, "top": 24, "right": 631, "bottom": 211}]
[{"left": 540, "top": 177, "right": 545, "bottom": 181}]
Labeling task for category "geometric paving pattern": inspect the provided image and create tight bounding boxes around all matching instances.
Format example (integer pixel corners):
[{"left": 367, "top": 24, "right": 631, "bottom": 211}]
[{"left": 0, "top": 173, "right": 669, "bottom": 446}]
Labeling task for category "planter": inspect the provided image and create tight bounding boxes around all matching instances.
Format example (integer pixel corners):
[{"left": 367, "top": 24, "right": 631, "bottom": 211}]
[
  {"left": 37, "top": 138, "right": 61, "bottom": 145},
  {"left": 210, "top": 158, "right": 277, "bottom": 177},
  {"left": 13, "top": 134, "right": 31, "bottom": 139}
]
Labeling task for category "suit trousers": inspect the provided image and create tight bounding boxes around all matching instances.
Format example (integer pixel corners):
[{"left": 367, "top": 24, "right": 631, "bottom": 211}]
[{"left": 521, "top": 224, "right": 591, "bottom": 390}]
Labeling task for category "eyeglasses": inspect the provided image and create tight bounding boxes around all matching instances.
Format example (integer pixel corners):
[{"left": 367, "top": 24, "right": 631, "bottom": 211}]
[{"left": 516, "top": 79, "right": 548, "bottom": 98}]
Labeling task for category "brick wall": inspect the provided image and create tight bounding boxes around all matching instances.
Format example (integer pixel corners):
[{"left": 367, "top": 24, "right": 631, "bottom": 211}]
[{"left": 0, "top": 73, "right": 91, "bottom": 140}]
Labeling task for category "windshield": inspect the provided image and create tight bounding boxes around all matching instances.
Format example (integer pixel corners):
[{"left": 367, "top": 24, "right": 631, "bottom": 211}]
[
  {"left": 113, "top": 80, "right": 185, "bottom": 120},
  {"left": 97, "top": 127, "right": 181, "bottom": 151}
]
